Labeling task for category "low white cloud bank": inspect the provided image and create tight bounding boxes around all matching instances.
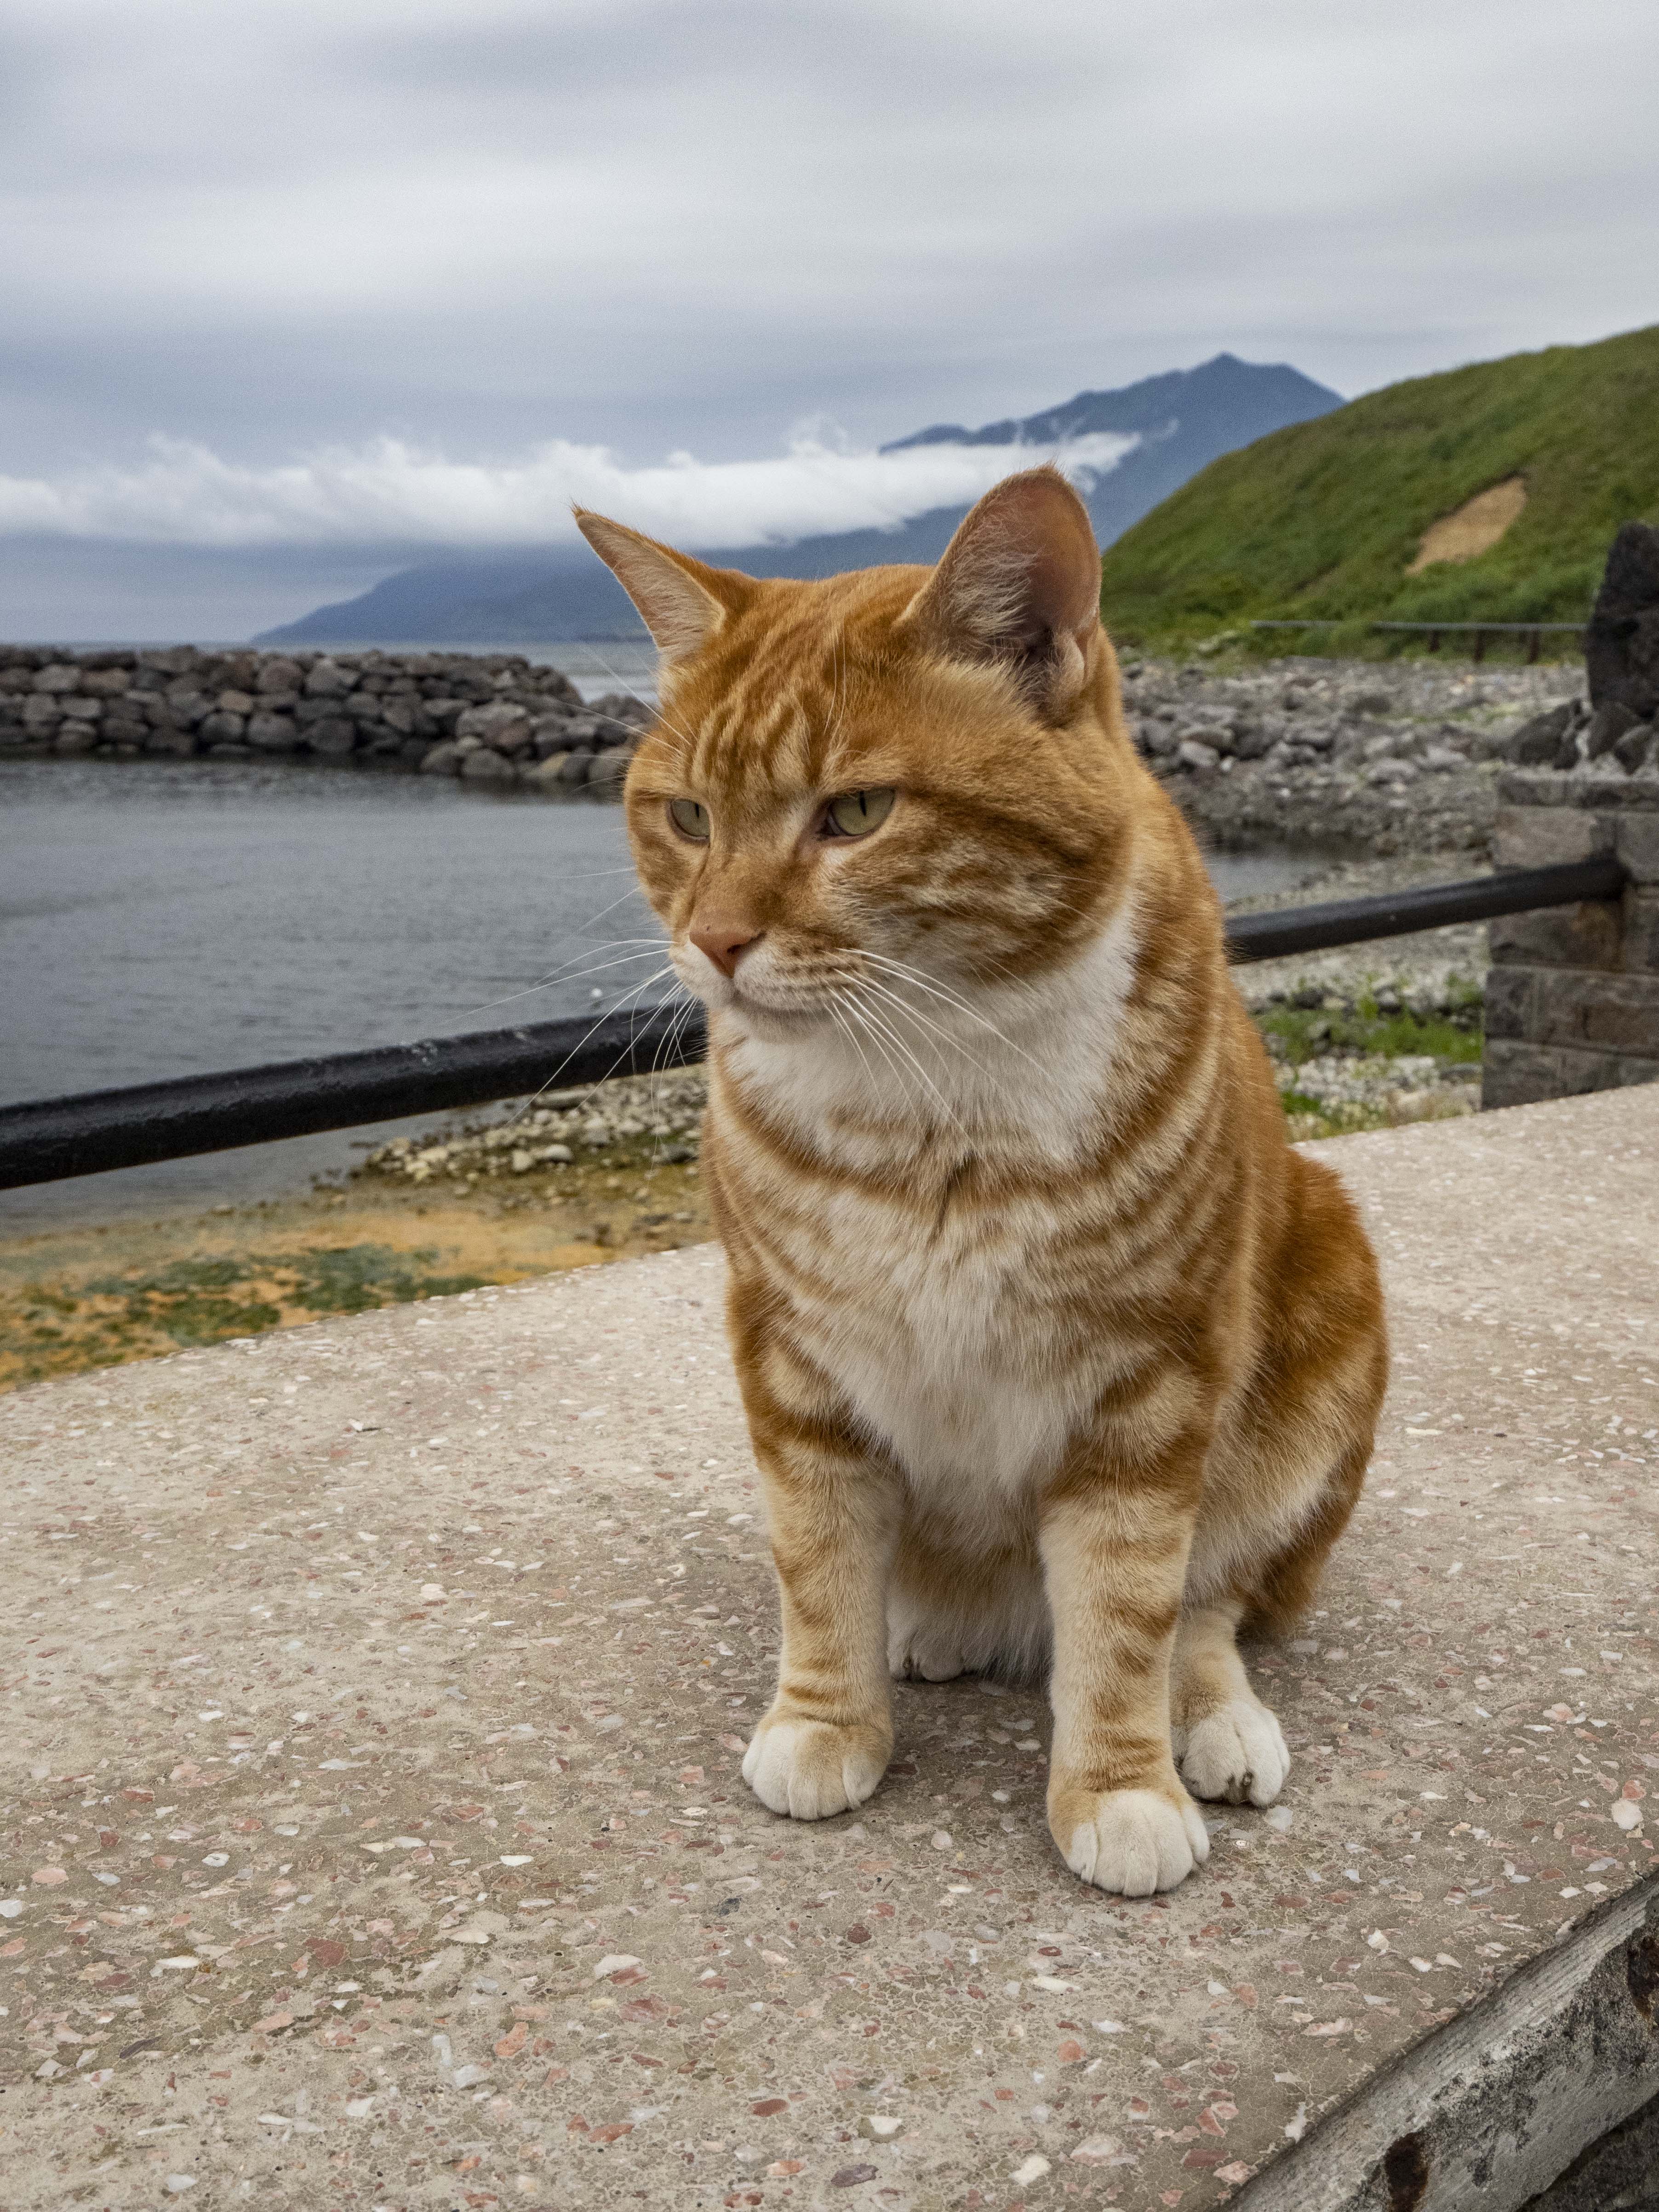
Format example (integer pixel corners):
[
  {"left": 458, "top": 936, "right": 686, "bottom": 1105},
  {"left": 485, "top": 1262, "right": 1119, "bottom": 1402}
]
[{"left": 0, "top": 429, "right": 1137, "bottom": 551}]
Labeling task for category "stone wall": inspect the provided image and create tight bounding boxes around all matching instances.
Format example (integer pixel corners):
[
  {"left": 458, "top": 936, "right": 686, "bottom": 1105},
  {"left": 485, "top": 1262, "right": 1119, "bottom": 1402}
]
[
  {"left": 1482, "top": 755, "right": 1659, "bottom": 1108},
  {"left": 0, "top": 644, "right": 652, "bottom": 796}
]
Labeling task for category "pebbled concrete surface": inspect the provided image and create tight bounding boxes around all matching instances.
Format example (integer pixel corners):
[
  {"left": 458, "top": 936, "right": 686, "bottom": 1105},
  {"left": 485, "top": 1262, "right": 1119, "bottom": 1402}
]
[{"left": 3, "top": 1085, "right": 1658, "bottom": 2211}]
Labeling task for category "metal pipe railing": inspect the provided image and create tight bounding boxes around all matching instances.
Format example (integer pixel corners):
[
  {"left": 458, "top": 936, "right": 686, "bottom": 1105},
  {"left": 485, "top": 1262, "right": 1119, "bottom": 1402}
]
[
  {"left": 1223, "top": 854, "right": 1626, "bottom": 961},
  {"left": 0, "top": 856, "right": 1630, "bottom": 1191},
  {"left": 1247, "top": 618, "right": 1585, "bottom": 664}
]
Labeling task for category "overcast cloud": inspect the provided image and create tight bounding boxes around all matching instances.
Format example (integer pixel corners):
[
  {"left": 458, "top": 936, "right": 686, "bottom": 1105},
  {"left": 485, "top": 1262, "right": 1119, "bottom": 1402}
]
[
  {"left": 0, "top": 429, "right": 1136, "bottom": 548},
  {"left": 0, "top": 0, "right": 1655, "bottom": 634}
]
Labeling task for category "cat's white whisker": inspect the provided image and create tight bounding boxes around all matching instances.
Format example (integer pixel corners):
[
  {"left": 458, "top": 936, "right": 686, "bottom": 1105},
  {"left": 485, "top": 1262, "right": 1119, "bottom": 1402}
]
[
  {"left": 837, "top": 992, "right": 927, "bottom": 1119},
  {"left": 448, "top": 941, "right": 669, "bottom": 1026},
  {"left": 844, "top": 987, "right": 967, "bottom": 1132},
  {"left": 852, "top": 975, "right": 991, "bottom": 1081},
  {"left": 502, "top": 962, "right": 678, "bottom": 1122},
  {"left": 826, "top": 993, "right": 881, "bottom": 1093},
  {"left": 857, "top": 950, "right": 1042, "bottom": 1068}
]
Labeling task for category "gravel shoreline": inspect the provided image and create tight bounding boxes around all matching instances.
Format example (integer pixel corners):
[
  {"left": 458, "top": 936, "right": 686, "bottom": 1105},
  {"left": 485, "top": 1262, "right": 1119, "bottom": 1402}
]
[{"left": 1126, "top": 649, "right": 1585, "bottom": 857}]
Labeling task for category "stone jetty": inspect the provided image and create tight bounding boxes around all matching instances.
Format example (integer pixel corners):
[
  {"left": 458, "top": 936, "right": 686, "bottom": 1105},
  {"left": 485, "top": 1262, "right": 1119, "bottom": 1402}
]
[{"left": 0, "top": 646, "right": 652, "bottom": 795}]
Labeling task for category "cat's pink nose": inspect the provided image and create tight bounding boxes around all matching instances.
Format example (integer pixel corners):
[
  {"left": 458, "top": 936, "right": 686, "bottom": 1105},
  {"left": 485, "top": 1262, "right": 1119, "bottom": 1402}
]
[{"left": 690, "top": 920, "right": 760, "bottom": 978}]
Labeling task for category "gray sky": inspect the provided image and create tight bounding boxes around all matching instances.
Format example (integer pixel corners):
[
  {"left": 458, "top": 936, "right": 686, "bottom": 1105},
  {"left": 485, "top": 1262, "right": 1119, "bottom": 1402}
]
[{"left": 2, "top": 0, "right": 1656, "bottom": 634}]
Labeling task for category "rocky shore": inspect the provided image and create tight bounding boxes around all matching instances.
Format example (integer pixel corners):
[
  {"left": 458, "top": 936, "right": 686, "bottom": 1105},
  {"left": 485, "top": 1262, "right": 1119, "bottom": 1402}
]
[
  {"left": 0, "top": 644, "right": 652, "bottom": 794},
  {"left": 1121, "top": 652, "right": 1598, "bottom": 856}
]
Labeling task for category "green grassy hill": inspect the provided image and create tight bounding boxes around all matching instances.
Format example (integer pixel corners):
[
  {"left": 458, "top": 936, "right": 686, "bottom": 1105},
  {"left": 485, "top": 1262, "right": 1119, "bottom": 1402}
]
[{"left": 1097, "top": 323, "right": 1659, "bottom": 650}]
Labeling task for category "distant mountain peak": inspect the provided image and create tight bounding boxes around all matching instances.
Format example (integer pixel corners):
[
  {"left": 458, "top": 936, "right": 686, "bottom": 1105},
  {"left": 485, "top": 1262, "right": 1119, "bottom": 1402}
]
[{"left": 880, "top": 353, "right": 1341, "bottom": 455}]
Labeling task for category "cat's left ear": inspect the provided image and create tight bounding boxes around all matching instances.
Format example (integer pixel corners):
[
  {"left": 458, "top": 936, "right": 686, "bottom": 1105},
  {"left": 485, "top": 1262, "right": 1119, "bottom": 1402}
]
[
  {"left": 898, "top": 465, "right": 1101, "bottom": 717},
  {"left": 574, "top": 509, "right": 752, "bottom": 668}
]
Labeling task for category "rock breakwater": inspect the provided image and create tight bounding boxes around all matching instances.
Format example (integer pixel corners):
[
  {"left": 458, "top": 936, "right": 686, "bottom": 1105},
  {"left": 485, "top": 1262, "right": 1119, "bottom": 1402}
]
[{"left": 0, "top": 644, "right": 652, "bottom": 794}]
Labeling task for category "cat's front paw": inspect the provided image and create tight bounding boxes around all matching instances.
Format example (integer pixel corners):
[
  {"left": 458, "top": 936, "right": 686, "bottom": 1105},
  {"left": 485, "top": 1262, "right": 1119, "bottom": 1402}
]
[
  {"left": 1048, "top": 1780, "right": 1210, "bottom": 1895},
  {"left": 742, "top": 1708, "right": 891, "bottom": 1821},
  {"left": 1175, "top": 1698, "right": 1290, "bottom": 1807}
]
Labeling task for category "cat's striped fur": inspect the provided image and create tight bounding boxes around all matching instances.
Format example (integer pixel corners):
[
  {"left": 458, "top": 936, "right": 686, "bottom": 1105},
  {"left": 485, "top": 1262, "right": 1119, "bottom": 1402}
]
[{"left": 578, "top": 469, "right": 1387, "bottom": 1894}]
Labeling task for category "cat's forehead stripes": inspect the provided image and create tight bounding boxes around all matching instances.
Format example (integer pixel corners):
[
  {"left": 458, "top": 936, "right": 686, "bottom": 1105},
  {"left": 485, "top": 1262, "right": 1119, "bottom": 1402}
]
[{"left": 680, "top": 594, "right": 868, "bottom": 800}]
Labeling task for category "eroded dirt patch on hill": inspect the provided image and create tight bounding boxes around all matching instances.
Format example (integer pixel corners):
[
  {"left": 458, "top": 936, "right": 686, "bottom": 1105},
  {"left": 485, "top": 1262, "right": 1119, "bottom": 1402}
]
[{"left": 1407, "top": 474, "right": 1528, "bottom": 572}]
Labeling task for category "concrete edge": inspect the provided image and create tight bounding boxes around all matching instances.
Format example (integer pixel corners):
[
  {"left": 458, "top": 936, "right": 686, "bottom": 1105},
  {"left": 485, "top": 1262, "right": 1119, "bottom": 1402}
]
[{"left": 1234, "top": 1875, "right": 1659, "bottom": 2212}]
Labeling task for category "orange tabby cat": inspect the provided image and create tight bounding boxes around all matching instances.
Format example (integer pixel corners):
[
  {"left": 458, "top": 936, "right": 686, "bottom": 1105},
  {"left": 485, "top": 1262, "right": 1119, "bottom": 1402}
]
[{"left": 578, "top": 469, "right": 1387, "bottom": 1895}]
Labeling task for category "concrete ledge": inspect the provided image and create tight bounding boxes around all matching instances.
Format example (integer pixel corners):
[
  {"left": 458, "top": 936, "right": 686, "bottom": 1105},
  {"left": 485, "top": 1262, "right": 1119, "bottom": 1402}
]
[{"left": 3, "top": 1086, "right": 1658, "bottom": 2208}]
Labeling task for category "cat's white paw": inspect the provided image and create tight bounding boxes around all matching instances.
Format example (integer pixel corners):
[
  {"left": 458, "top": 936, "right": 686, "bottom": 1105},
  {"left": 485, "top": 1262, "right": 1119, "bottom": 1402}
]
[
  {"left": 1177, "top": 1698, "right": 1290, "bottom": 1807},
  {"left": 1050, "top": 1785, "right": 1210, "bottom": 1896},
  {"left": 741, "top": 1709, "right": 890, "bottom": 1821}
]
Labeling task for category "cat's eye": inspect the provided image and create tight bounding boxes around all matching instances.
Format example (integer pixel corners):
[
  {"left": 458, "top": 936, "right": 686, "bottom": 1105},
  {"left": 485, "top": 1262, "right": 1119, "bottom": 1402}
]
[
  {"left": 824, "top": 787, "right": 896, "bottom": 839},
  {"left": 667, "top": 796, "right": 710, "bottom": 841}
]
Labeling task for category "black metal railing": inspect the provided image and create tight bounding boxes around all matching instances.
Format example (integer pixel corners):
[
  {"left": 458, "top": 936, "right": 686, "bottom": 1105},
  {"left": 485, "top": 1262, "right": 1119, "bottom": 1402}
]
[{"left": 0, "top": 855, "right": 1630, "bottom": 1192}]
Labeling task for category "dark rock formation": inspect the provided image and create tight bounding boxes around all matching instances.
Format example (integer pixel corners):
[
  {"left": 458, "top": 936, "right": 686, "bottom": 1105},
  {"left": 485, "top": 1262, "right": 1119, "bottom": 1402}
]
[{"left": 1586, "top": 521, "right": 1659, "bottom": 718}]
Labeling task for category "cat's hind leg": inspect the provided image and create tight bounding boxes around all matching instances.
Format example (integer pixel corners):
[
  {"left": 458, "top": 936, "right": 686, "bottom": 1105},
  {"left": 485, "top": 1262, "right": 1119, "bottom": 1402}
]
[
  {"left": 886, "top": 1540, "right": 1049, "bottom": 1685},
  {"left": 887, "top": 1588, "right": 971, "bottom": 1682},
  {"left": 1170, "top": 1601, "right": 1289, "bottom": 1808}
]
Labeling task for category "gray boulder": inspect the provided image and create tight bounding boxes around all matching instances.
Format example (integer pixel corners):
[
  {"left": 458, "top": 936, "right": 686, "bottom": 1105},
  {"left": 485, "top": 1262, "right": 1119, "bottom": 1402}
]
[
  {"left": 307, "top": 717, "right": 359, "bottom": 756},
  {"left": 303, "top": 658, "right": 355, "bottom": 697},
  {"left": 461, "top": 746, "right": 519, "bottom": 786},
  {"left": 1176, "top": 737, "right": 1220, "bottom": 772},
  {"left": 589, "top": 690, "right": 653, "bottom": 731},
  {"left": 419, "top": 740, "right": 463, "bottom": 776},
  {"left": 247, "top": 712, "right": 299, "bottom": 753},
  {"left": 523, "top": 755, "right": 571, "bottom": 792},
  {"left": 530, "top": 714, "right": 577, "bottom": 759},
  {"left": 455, "top": 700, "right": 534, "bottom": 756},
  {"left": 1505, "top": 703, "right": 1575, "bottom": 764},
  {"left": 587, "top": 749, "right": 630, "bottom": 792}
]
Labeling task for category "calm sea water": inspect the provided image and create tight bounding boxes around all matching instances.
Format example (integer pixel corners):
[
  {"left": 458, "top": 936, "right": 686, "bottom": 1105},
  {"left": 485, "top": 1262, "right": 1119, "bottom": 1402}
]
[{"left": 0, "top": 708, "right": 1311, "bottom": 1228}]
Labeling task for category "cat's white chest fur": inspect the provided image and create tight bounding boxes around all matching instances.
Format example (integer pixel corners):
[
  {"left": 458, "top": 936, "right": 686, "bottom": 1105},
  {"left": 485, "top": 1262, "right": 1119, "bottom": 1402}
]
[
  {"left": 798, "top": 1193, "right": 1096, "bottom": 1508},
  {"left": 721, "top": 918, "right": 1138, "bottom": 1519}
]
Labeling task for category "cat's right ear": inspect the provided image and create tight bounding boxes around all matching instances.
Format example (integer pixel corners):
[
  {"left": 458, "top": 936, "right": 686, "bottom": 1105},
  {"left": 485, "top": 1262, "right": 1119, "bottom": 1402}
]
[{"left": 573, "top": 510, "right": 746, "bottom": 667}]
